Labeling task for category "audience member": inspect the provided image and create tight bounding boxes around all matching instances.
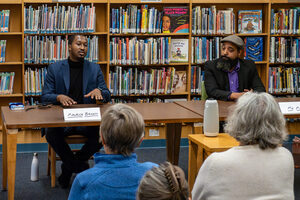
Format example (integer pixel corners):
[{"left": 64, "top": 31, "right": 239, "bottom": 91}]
[
  {"left": 192, "top": 92, "right": 294, "bottom": 200},
  {"left": 68, "top": 104, "right": 157, "bottom": 200},
  {"left": 137, "top": 162, "right": 189, "bottom": 200}
]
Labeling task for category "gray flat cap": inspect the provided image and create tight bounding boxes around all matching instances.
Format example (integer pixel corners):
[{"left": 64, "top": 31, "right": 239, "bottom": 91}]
[{"left": 221, "top": 35, "right": 244, "bottom": 49}]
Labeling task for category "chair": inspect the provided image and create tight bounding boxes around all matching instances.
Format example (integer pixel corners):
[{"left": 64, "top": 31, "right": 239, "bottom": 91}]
[
  {"left": 47, "top": 135, "right": 88, "bottom": 188},
  {"left": 201, "top": 81, "right": 208, "bottom": 100}
]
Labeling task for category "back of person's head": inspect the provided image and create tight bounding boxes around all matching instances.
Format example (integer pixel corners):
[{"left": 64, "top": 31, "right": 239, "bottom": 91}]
[
  {"left": 100, "top": 103, "right": 144, "bottom": 156},
  {"left": 225, "top": 92, "right": 288, "bottom": 149},
  {"left": 137, "top": 162, "right": 189, "bottom": 200}
]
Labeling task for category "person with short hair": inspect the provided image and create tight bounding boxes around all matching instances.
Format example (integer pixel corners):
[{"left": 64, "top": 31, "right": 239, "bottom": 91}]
[
  {"left": 68, "top": 104, "right": 157, "bottom": 200},
  {"left": 204, "top": 34, "right": 265, "bottom": 101},
  {"left": 137, "top": 162, "right": 189, "bottom": 200},
  {"left": 192, "top": 92, "right": 294, "bottom": 200},
  {"left": 41, "top": 34, "right": 111, "bottom": 188}
]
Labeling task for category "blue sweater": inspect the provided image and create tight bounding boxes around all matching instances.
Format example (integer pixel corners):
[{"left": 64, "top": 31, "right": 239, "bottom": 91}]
[{"left": 68, "top": 153, "right": 157, "bottom": 200}]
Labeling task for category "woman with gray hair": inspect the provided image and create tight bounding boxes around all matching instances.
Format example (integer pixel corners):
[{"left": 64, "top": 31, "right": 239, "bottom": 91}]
[{"left": 192, "top": 92, "right": 294, "bottom": 200}]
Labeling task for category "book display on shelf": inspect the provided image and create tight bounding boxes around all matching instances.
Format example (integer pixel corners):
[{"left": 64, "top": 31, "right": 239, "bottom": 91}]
[
  {"left": 172, "top": 71, "right": 187, "bottom": 94},
  {"left": 0, "top": 72, "right": 15, "bottom": 95},
  {"left": 270, "top": 7, "right": 300, "bottom": 35},
  {"left": 0, "top": 40, "right": 6, "bottom": 63},
  {"left": 192, "top": 6, "right": 235, "bottom": 35},
  {"left": 268, "top": 66, "right": 300, "bottom": 94},
  {"left": 24, "top": 35, "right": 99, "bottom": 64},
  {"left": 170, "top": 38, "right": 188, "bottom": 63},
  {"left": 244, "top": 37, "right": 263, "bottom": 62},
  {"left": 191, "top": 37, "right": 221, "bottom": 64},
  {"left": 162, "top": 7, "right": 189, "bottom": 33},
  {"left": 0, "top": 10, "right": 10, "bottom": 32},
  {"left": 24, "top": 67, "right": 47, "bottom": 96},
  {"left": 270, "top": 37, "right": 300, "bottom": 63},
  {"left": 238, "top": 10, "right": 262, "bottom": 34},
  {"left": 24, "top": 4, "right": 96, "bottom": 34},
  {"left": 191, "top": 65, "right": 204, "bottom": 95},
  {"left": 109, "top": 66, "right": 178, "bottom": 96},
  {"left": 110, "top": 5, "right": 164, "bottom": 34},
  {"left": 109, "top": 36, "right": 171, "bottom": 65}
]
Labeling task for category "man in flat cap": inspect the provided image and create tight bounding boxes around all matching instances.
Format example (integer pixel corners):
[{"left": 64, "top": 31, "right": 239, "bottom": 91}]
[{"left": 204, "top": 35, "right": 266, "bottom": 101}]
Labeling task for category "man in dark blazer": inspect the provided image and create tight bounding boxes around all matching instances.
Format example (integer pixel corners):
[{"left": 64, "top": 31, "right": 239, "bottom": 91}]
[
  {"left": 41, "top": 35, "right": 111, "bottom": 188},
  {"left": 204, "top": 35, "right": 266, "bottom": 101}
]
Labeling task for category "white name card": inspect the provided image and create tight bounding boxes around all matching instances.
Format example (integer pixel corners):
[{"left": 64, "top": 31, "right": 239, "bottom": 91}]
[
  {"left": 278, "top": 102, "right": 300, "bottom": 115},
  {"left": 63, "top": 107, "right": 101, "bottom": 122}
]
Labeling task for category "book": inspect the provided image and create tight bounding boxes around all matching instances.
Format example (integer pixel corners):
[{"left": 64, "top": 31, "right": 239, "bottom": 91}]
[
  {"left": 238, "top": 10, "right": 262, "bottom": 33},
  {"left": 172, "top": 71, "right": 187, "bottom": 94},
  {"left": 162, "top": 7, "right": 189, "bottom": 33},
  {"left": 244, "top": 37, "right": 263, "bottom": 61},
  {"left": 170, "top": 39, "right": 188, "bottom": 63}
]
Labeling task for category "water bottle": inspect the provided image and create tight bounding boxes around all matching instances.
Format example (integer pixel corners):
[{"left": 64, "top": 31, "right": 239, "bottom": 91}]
[
  {"left": 204, "top": 99, "right": 219, "bottom": 137},
  {"left": 31, "top": 153, "right": 39, "bottom": 181}
]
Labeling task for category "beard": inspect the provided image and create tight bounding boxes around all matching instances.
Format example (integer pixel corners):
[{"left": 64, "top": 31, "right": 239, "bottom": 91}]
[{"left": 216, "top": 56, "right": 239, "bottom": 71}]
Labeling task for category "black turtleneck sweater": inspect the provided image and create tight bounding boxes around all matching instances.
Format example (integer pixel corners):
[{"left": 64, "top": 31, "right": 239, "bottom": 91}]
[{"left": 68, "top": 58, "right": 83, "bottom": 104}]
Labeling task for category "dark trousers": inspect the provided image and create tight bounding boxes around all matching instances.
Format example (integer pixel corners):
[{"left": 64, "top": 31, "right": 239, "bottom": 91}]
[{"left": 45, "top": 126, "right": 102, "bottom": 172}]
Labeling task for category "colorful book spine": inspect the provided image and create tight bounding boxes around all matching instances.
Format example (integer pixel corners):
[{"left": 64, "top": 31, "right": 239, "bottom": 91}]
[
  {"left": 24, "top": 5, "right": 95, "bottom": 34},
  {"left": 24, "top": 36, "right": 98, "bottom": 64},
  {"left": 270, "top": 37, "right": 300, "bottom": 63}
]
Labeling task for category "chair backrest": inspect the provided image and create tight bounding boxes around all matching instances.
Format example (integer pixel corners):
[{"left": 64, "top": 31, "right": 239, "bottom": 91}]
[
  {"left": 201, "top": 81, "right": 208, "bottom": 100},
  {"left": 65, "top": 135, "right": 88, "bottom": 144}
]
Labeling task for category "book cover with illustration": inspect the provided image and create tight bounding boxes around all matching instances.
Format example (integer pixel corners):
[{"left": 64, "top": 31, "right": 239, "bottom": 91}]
[
  {"left": 170, "top": 39, "right": 189, "bottom": 63},
  {"left": 173, "top": 71, "right": 187, "bottom": 94},
  {"left": 244, "top": 37, "right": 263, "bottom": 61},
  {"left": 162, "top": 7, "right": 189, "bottom": 33},
  {"left": 238, "top": 10, "right": 262, "bottom": 33}
]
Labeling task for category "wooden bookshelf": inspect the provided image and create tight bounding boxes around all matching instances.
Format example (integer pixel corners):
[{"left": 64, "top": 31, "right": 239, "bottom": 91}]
[
  {"left": 0, "top": 0, "right": 24, "bottom": 121},
  {"left": 0, "top": 0, "right": 297, "bottom": 108}
]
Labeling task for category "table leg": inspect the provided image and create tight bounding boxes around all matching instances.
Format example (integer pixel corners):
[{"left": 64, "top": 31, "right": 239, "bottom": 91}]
[
  {"left": 166, "top": 123, "right": 182, "bottom": 165},
  {"left": 5, "top": 127, "right": 18, "bottom": 200},
  {"left": 196, "top": 146, "right": 204, "bottom": 170},
  {"left": 188, "top": 141, "right": 198, "bottom": 192},
  {"left": 2, "top": 122, "right": 7, "bottom": 190}
]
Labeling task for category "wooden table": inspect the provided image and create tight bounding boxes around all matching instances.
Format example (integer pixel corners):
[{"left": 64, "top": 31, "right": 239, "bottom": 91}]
[
  {"left": 175, "top": 97, "right": 300, "bottom": 120},
  {"left": 1, "top": 102, "right": 202, "bottom": 200},
  {"left": 188, "top": 134, "right": 239, "bottom": 191}
]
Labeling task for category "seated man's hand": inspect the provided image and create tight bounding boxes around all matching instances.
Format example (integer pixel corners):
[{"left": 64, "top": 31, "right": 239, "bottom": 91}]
[
  {"left": 230, "top": 89, "right": 253, "bottom": 100},
  {"left": 229, "top": 92, "right": 244, "bottom": 100},
  {"left": 84, "top": 88, "right": 103, "bottom": 100},
  {"left": 57, "top": 95, "right": 77, "bottom": 106}
]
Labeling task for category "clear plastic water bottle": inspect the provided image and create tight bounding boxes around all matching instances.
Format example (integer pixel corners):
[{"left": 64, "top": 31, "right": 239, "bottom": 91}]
[
  {"left": 30, "top": 153, "right": 39, "bottom": 181},
  {"left": 204, "top": 99, "right": 219, "bottom": 137}
]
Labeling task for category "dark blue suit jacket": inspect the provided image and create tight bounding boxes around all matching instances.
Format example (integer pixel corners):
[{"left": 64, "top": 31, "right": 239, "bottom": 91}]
[{"left": 41, "top": 59, "right": 111, "bottom": 104}]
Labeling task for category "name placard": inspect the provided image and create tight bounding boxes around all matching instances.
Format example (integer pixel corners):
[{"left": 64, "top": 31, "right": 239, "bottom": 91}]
[
  {"left": 278, "top": 102, "right": 300, "bottom": 115},
  {"left": 63, "top": 107, "right": 101, "bottom": 122}
]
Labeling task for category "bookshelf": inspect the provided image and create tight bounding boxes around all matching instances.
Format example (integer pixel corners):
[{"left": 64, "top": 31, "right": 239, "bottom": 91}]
[
  {"left": 0, "top": 0, "right": 297, "bottom": 106},
  {"left": 268, "top": 0, "right": 300, "bottom": 95},
  {"left": 109, "top": 0, "right": 191, "bottom": 103},
  {"left": 0, "top": 0, "right": 24, "bottom": 120}
]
